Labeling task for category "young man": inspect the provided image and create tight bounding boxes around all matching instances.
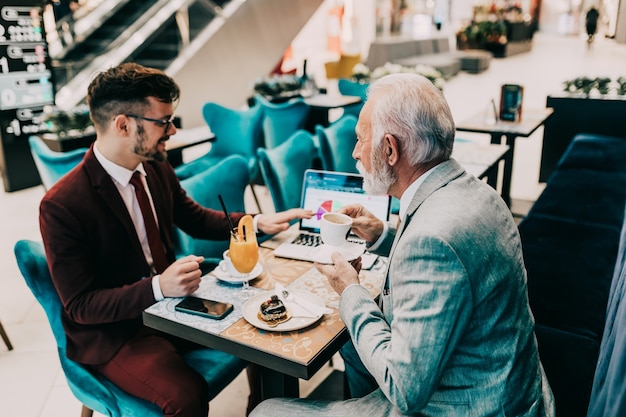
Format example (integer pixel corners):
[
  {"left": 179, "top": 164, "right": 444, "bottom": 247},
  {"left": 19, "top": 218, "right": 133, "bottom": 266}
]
[
  {"left": 251, "top": 73, "right": 554, "bottom": 416},
  {"left": 40, "top": 63, "right": 310, "bottom": 416}
]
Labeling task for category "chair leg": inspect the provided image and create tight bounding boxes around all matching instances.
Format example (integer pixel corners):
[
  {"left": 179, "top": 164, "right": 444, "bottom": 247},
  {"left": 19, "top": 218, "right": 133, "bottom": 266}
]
[
  {"left": 249, "top": 183, "right": 263, "bottom": 214},
  {"left": 0, "top": 321, "right": 13, "bottom": 351},
  {"left": 80, "top": 405, "right": 94, "bottom": 417}
]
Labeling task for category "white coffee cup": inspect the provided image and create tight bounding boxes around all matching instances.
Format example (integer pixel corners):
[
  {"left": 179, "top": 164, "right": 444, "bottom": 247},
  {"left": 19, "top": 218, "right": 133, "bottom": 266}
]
[
  {"left": 320, "top": 212, "right": 353, "bottom": 247},
  {"left": 219, "top": 250, "right": 243, "bottom": 277}
]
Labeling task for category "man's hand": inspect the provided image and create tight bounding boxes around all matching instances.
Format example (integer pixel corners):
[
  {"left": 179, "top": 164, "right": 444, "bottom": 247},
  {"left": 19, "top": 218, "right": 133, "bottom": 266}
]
[
  {"left": 257, "top": 209, "right": 313, "bottom": 235},
  {"left": 159, "top": 255, "right": 204, "bottom": 297},
  {"left": 340, "top": 204, "right": 384, "bottom": 243},
  {"left": 315, "top": 252, "right": 361, "bottom": 295}
]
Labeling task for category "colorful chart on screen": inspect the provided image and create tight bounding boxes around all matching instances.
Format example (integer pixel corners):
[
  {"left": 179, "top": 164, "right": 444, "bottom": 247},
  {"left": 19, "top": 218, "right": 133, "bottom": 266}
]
[{"left": 316, "top": 200, "right": 343, "bottom": 219}]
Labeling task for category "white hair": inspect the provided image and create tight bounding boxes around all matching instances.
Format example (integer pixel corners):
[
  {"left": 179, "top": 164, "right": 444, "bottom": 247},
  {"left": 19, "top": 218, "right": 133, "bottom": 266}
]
[{"left": 367, "top": 73, "right": 456, "bottom": 166}]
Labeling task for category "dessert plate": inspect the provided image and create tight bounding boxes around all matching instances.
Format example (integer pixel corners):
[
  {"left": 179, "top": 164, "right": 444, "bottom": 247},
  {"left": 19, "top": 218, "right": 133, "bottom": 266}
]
[
  {"left": 212, "top": 262, "right": 263, "bottom": 285},
  {"left": 242, "top": 290, "right": 326, "bottom": 332},
  {"left": 312, "top": 242, "right": 366, "bottom": 264}
]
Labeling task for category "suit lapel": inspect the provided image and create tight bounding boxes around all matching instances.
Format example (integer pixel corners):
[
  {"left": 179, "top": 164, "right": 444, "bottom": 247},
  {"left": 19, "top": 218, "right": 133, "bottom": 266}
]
[
  {"left": 379, "top": 159, "right": 466, "bottom": 308},
  {"left": 390, "top": 159, "right": 465, "bottom": 253},
  {"left": 83, "top": 149, "right": 146, "bottom": 260}
]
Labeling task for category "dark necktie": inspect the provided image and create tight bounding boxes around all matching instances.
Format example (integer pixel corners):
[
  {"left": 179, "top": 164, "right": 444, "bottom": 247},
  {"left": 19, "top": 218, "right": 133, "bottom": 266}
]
[{"left": 130, "top": 171, "right": 169, "bottom": 274}]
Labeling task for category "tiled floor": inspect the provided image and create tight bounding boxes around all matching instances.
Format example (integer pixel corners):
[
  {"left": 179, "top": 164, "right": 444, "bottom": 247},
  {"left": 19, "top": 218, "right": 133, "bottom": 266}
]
[{"left": 1, "top": 31, "right": 625, "bottom": 417}]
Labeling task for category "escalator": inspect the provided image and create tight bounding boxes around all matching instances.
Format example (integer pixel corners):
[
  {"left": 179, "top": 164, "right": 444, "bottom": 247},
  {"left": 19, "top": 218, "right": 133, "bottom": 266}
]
[
  {"left": 51, "top": 0, "right": 220, "bottom": 101},
  {"left": 51, "top": 0, "right": 325, "bottom": 125}
]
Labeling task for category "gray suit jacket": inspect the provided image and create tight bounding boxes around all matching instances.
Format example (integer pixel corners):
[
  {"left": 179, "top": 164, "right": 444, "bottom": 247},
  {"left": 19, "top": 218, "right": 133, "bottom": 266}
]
[{"left": 339, "top": 159, "right": 555, "bottom": 416}]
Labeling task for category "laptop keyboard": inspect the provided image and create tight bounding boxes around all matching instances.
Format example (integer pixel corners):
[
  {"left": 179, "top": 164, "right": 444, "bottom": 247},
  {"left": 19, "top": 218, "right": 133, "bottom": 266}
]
[
  {"left": 292, "top": 233, "right": 363, "bottom": 247},
  {"left": 293, "top": 233, "right": 322, "bottom": 247},
  {"left": 274, "top": 232, "right": 379, "bottom": 269}
]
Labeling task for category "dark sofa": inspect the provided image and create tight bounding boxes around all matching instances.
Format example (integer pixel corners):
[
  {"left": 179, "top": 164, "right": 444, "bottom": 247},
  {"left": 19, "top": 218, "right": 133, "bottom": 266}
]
[{"left": 518, "top": 133, "right": 626, "bottom": 417}]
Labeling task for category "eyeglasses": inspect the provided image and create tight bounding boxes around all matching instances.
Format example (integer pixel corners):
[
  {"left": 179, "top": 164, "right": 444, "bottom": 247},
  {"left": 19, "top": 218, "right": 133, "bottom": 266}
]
[{"left": 125, "top": 114, "right": 175, "bottom": 132}]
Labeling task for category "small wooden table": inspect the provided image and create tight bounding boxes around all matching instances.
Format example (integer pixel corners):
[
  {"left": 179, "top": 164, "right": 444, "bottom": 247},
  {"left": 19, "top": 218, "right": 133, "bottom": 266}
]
[
  {"left": 452, "top": 142, "right": 510, "bottom": 191},
  {"left": 455, "top": 108, "right": 554, "bottom": 206},
  {"left": 143, "top": 247, "right": 384, "bottom": 400}
]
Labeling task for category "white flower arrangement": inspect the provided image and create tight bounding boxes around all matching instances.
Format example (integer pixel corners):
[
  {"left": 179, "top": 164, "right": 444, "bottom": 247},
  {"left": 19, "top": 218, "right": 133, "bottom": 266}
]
[
  {"left": 351, "top": 63, "right": 371, "bottom": 82},
  {"left": 350, "top": 62, "right": 445, "bottom": 90}
]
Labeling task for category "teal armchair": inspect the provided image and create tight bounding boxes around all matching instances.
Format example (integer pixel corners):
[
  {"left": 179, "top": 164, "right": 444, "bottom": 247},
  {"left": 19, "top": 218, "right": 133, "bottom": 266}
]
[
  {"left": 257, "top": 130, "right": 317, "bottom": 213},
  {"left": 337, "top": 79, "right": 368, "bottom": 118},
  {"left": 29, "top": 136, "right": 88, "bottom": 190},
  {"left": 174, "top": 102, "right": 263, "bottom": 181},
  {"left": 254, "top": 94, "right": 310, "bottom": 149},
  {"left": 315, "top": 114, "right": 359, "bottom": 174},
  {"left": 14, "top": 240, "right": 246, "bottom": 417},
  {"left": 174, "top": 155, "right": 250, "bottom": 265},
  {"left": 174, "top": 102, "right": 264, "bottom": 211}
]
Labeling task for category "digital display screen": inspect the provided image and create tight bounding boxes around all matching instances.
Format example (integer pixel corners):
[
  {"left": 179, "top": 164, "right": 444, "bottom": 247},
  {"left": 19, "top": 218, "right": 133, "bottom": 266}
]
[
  {"left": 0, "top": 5, "right": 54, "bottom": 110},
  {"left": 299, "top": 170, "right": 391, "bottom": 233}
]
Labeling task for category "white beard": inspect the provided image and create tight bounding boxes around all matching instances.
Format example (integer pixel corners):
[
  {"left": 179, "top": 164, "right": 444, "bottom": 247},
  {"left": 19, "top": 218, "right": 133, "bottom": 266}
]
[{"left": 356, "top": 157, "right": 395, "bottom": 195}]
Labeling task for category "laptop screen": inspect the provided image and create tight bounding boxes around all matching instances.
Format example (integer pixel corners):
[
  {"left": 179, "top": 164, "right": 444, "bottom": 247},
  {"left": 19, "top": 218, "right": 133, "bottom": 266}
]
[{"left": 299, "top": 169, "right": 391, "bottom": 233}]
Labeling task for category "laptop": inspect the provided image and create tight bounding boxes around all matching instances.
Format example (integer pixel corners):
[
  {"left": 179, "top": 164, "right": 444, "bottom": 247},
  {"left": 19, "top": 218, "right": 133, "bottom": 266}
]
[{"left": 272, "top": 169, "right": 391, "bottom": 268}]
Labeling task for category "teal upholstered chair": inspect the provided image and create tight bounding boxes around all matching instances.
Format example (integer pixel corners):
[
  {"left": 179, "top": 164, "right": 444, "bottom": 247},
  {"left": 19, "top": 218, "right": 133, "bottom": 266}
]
[
  {"left": 174, "top": 102, "right": 263, "bottom": 181},
  {"left": 254, "top": 94, "right": 310, "bottom": 149},
  {"left": 14, "top": 240, "right": 246, "bottom": 417},
  {"left": 29, "top": 136, "right": 88, "bottom": 190},
  {"left": 174, "top": 102, "right": 264, "bottom": 210},
  {"left": 257, "top": 130, "right": 317, "bottom": 213},
  {"left": 337, "top": 78, "right": 368, "bottom": 118},
  {"left": 315, "top": 114, "right": 359, "bottom": 174},
  {"left": 174, "top": 155, "right": 250, "bottom": 265}
]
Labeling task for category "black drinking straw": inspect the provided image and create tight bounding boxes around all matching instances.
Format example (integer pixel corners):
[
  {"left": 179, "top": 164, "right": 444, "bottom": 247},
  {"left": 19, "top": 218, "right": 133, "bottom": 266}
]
[{"left": 218, "top": 195, "right": 235, "bottom": 233}]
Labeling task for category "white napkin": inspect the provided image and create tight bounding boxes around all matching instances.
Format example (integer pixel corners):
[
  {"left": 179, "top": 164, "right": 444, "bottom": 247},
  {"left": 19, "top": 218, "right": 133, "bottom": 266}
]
[{"left": 274, "top": 283, "right": 332, "bottom": 318}]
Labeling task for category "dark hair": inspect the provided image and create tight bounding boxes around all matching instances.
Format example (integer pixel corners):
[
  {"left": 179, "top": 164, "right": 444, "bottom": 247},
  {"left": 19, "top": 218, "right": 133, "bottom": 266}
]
[{"left": 87, "top": 62, "right": 180, "bottom": 128}]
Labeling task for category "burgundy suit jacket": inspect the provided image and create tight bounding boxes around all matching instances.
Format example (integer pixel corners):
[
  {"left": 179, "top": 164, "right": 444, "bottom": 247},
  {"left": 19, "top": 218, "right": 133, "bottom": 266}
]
[{"left": 39, "top": 147, "right": 244, "bottom": 365}]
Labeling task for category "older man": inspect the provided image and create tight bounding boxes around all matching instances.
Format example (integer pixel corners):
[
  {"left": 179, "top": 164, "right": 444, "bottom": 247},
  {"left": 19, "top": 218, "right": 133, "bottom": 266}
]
[{"left": 251, "top": 73, "right": 554, "bottom": 416}]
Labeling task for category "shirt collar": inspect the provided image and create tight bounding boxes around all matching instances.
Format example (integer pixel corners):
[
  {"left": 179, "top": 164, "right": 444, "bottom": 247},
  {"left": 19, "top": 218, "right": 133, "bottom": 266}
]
[
  {"left": 93, "top": 143, "right": 145, "bottom": 187},
  {"left": 398, "top": 165, "right": 437, "bottom": 220}
]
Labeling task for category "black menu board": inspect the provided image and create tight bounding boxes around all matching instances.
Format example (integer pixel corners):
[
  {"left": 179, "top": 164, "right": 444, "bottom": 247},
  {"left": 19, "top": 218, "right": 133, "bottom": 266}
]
[{"left": 0, "top": 1, "right": 55, "bottom": 192}]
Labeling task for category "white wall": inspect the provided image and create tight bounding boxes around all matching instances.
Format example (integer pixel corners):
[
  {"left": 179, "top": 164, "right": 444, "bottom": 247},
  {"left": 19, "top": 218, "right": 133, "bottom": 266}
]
[{"left": 290, "top": 0, "right": 376, "bottom": 87}]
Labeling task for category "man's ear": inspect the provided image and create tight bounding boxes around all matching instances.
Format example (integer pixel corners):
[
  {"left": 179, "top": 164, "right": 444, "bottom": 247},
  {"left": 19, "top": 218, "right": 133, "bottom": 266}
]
[
  {"left": 384, "top": 133, "right": 399, "bottom": 166},
  {"left": 113, "top": 114, "right": 130, "bottom": 136}
]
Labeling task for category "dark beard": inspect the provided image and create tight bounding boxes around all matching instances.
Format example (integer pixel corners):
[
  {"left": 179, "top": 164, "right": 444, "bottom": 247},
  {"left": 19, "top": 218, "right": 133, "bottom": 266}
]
[{"left": 134, "top": 125, "right": 167, "bottom": 162}]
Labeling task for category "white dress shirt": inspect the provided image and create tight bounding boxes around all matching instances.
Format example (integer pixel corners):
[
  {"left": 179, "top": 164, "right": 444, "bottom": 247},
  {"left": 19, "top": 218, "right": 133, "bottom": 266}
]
[
  {"left": 367, "top": 165, "right": 436, "bottom": 251},
  {"left": 93, "top": 144, "right": 165, "bottom": 300}
]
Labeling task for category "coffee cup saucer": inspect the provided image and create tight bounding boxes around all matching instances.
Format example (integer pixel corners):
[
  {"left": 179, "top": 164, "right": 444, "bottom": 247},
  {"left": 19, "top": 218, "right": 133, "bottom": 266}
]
[
  {"left": 212, "top": 262, "right": 263, "bottom": 284},
  {"left": 312, "top": 242, "right": 365, "bottom": 264}
]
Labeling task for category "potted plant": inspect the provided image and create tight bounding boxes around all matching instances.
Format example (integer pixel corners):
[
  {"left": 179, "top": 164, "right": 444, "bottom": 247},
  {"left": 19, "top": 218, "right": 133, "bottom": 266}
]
[
  {"left": 252, "top": 74, "right": 304, "bottom": 103},
  {"left": 562, "top": 76, "right": 623, "bottom": 96},
  {"left": 42, "top": 104, "right": 94, "bottom": 137},
  {"left": 39, "top": 105, "right": 96, "bottom": 152},
  {"left": 349, "top": 62, "right": 445, "bottom": 91},
  {"left": 456, "top": 20, "right": 507, "bottom": 51},
  {"left": 542, "top": 77, "right": 626, "bottom": 181}
]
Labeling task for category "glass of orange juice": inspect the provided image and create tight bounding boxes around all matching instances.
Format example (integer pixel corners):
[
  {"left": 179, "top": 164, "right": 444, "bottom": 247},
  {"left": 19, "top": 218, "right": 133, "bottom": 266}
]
[{"left": 229, "top": 226, "right": 258, "bottom": 299}]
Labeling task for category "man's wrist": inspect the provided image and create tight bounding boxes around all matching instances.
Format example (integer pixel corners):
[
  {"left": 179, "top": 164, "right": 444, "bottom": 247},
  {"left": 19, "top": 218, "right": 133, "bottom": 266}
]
[
  {"left": 342, "top": 283, "right": 361, "bottom": 295},
  {"left": 253, "top": 214, "right": 262, "bottom": 235},
  {"left": 152, "top": 275, "right": 164, "bottom": 301},
  {"left": 366, "top": 221, "right": 389, "bottom": 251}
]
